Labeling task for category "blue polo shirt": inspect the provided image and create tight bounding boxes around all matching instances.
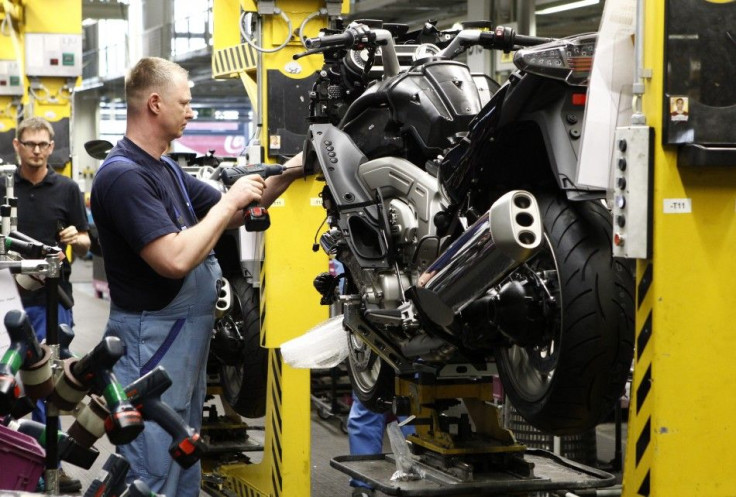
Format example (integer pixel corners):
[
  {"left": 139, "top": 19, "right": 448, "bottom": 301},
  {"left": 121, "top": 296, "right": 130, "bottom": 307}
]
[
  {"left": 0, "top": 167, "right": 89, "bottom": 307},
  {"left": 90, "top": 137, "right": 222, "bottom": 311}
]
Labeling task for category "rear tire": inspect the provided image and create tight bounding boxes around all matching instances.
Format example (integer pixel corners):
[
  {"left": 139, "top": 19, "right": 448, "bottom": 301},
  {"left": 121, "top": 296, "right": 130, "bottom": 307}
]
[
  {"left": 495, "top": 194, "right": 634, "bottom": 435},
  {"left": 218, "top": 275, "right": 268, "bottom": 418}
]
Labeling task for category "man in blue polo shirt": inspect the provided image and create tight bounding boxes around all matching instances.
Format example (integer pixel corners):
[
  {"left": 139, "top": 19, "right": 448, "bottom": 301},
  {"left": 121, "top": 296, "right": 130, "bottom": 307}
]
[{"left": 90, "top": 56, "right": 302, "bottom": 497}]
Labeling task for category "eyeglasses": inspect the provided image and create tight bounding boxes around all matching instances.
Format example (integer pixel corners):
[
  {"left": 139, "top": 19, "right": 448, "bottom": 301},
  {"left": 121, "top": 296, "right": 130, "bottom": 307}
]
[{"left": 19, "top": 140, "right": 52, "bottom": 151}]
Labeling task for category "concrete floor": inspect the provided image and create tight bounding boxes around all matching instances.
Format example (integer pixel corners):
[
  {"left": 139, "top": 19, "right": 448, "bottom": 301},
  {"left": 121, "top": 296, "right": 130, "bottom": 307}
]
[{"left": 48, "top": 258, "right": 625, "bottom": 496}]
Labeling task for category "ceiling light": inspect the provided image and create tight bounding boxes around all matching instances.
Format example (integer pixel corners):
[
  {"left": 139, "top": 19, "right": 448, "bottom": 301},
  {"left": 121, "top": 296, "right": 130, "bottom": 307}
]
[{"left": 536, "top": 0, "right": 599, "bottom": 15}]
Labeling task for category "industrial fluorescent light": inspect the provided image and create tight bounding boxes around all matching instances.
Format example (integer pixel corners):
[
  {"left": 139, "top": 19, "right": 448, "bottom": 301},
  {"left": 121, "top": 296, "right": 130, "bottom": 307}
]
[{"left": 536, "top": 0, "right": 600, "bottom": 15}]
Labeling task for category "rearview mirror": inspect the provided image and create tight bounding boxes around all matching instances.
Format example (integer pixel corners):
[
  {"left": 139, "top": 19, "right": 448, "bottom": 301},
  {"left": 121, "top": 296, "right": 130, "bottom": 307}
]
[{"left": 84, "top": 139, "right": 114, "bottom": 160}]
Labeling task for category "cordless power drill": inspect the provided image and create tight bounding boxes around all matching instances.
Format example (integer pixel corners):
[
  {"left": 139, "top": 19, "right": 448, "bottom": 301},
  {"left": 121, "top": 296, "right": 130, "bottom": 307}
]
[
  {"left": 124, "top": 366, "right": 205, "bottom": 469},
  {"left": 219, "top": 164, "right": 287, "bottom": 232},
  {"left": 83, "top": 453, "right": 129, "bottom": 497},
  {"left": 0, "top": 309, "right": 53, "bottom": 415},
  {"left": 8, "top": 418, "right": 100, "bottom": 469},
  {"left": 51, "top": 336, "right": 145, "bottom": 445}
]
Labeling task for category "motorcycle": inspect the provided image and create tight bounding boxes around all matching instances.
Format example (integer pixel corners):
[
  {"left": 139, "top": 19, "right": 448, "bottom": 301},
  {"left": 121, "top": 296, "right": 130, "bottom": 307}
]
[{"left": 301, "top": 21, "right": 634, "bottom": 435}]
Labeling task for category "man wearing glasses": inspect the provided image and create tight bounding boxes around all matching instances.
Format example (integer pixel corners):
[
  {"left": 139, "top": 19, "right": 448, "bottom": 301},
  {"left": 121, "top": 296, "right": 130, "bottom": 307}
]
[{"left": 0, "top": 116, "right": 89, "bottom": 493}]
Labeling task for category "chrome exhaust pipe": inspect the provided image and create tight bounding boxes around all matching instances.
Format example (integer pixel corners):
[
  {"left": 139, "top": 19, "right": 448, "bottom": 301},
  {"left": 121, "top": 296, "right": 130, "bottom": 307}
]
[
  {"left": 215, "top": 277, "right": 232, "bottom": 318},
  {"left": 411, "top": 190, "right": 542, "bottom": 327}
]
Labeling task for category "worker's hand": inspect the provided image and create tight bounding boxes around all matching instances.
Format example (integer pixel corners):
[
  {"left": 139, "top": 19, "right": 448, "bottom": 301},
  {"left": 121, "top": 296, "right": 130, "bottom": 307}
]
[
  {"left": 226, "top": 174, "right": 266, "bottom": 209},
  {"left": 58, "top": 225, "right": 81, "bottom": 247}
]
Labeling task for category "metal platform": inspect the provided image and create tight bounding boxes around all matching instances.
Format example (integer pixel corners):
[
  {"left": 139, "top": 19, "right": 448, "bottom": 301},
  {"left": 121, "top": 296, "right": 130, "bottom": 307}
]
[{"left": 331, "top": 448, "right": 615, "bottom": 496}]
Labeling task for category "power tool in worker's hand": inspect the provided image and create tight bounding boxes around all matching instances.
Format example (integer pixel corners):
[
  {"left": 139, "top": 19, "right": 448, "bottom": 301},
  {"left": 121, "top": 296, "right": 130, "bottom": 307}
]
[{"left": 219, "top": 163, "right": 288, "bottom": 232}]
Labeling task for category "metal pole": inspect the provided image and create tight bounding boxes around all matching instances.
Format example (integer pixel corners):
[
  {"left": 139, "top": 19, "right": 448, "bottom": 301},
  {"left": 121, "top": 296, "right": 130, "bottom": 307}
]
[{"left": 44, "top": 256, "right": 61, "bottom": 494}]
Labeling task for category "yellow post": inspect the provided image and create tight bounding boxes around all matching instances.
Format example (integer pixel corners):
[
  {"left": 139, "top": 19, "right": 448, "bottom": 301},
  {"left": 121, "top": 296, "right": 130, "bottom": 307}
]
[
  {"left": 212, "top": 1, "right": 348, "bottom": 496},
  {"left": 622, "top": 2, "right": 736, "bottom": 496},
  {"left": 0, "top": 3, "right": 23, "bottom": 155},
  {"left": 22, "top": 0, "right": 82, "bottom": 178}
]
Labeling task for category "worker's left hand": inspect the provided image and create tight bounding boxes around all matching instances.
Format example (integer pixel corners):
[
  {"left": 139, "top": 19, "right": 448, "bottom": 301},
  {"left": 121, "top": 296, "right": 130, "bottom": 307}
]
[{"left": 58, "top": 225, "right": 81, "bottom": 247}]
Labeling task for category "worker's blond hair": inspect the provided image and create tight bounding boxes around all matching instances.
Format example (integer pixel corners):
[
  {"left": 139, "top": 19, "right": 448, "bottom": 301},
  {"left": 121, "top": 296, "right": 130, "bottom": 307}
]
[
  {"left": 16, "top": 116, "right": 54, "bottom": 141},
  {"left": 125, "top": 57, "right": 188, "bottom": 113}
]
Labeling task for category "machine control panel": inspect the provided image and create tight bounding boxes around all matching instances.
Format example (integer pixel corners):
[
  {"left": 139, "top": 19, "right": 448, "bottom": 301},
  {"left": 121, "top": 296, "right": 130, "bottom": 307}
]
[
  {"left": 611, "top": 126, "right": 653, "bottom": 259},
  {"left": 24, "top": 33, "right": 82, "bottom": 77},
  {"left": 0, "top": 60, "right": 23, "bottom": 96}
]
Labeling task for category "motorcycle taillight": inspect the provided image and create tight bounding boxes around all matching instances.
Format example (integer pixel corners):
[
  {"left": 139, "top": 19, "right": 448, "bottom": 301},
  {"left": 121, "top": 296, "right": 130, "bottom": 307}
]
[{"left": 513, "top": 33, "right": 597, "bottom": 86}]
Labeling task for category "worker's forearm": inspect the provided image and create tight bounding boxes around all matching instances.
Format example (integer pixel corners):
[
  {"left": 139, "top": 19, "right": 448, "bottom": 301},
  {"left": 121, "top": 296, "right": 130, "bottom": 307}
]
[
  {"left": 174, "top": 198, "right": 238, "bottom": 267},
  {"left": 143, "top": 196, "right": 239, "bottom": 278},
  {"left": 261, "top": 163, "right": 304, "bottom": 207}
]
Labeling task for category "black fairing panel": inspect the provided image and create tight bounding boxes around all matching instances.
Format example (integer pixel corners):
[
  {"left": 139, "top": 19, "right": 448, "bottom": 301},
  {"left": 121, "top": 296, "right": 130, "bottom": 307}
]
[
  {"left": 304, "top": 123, "right": 391, "bottom": 270},
  {"left": 305, "top": 123, "right": 372, "bottom": 208},
  {"left": 342, "top": 107, "right": 404, "bottom": 161},
  {"left": 387, "top": 61, "right": 484, "bottom": 157},
  {"left": 439, "top": 74, "right": 592, "bottom": 208},
  {"left": 439, "top": 84, "right": 509, "bottom": 205}
]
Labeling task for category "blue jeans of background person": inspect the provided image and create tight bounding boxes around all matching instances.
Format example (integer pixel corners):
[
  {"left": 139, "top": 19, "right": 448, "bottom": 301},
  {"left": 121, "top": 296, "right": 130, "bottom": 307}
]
[
  {"left": 25, "top": 304, "right": 74, "bottom": 424},
  {"left": 347, "top": 393, "right": 415, "bottom": 489},
  {"left": 103, "top": 255, "right": 220, "bottom": 497}
]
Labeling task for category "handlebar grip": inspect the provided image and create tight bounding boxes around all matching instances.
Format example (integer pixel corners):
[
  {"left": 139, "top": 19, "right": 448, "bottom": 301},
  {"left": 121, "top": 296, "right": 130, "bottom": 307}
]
[
  {"left": 478, "top": 28, "right": 554, "bottom": 51},
  {"left": 514, "top": 34, "right": 555, "bottom": 47},
  {"left": 305, "top": 31, "right": 355, "bottom": 49}
]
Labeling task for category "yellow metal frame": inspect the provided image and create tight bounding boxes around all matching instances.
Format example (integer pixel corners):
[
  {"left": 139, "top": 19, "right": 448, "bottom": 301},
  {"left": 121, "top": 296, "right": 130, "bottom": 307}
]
[
  {"left": 622, "top": 2, "right": 736, "bottom": 496},
  {"left": 211, "top": 1, "right": 348, "bottom": 496},
  {"left": 23, "top": 0, "right": 81, "bottom": 178}
]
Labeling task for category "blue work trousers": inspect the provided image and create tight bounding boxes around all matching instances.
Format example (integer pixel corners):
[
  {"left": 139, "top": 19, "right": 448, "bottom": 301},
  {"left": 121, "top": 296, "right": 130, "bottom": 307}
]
[
  {"left": 103, "top": 255, "right": 221, "bottom": 497},
  {"left": 347, "top": 393, "right": 415, "bottom": 489}
]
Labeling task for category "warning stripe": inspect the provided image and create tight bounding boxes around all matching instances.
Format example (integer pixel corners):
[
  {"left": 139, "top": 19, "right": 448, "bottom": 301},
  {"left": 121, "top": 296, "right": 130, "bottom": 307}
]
[
  {"left": 269, "top": 349, "right": 284, "bottom": 496},
  {"left": 212, "top": 43, "right": 258, "bottom": 77},
  {"left": 631, "top": 261, "right": 653, "bottom": 496},
  {"left": 637, "top": 262, "right": 653, "bottom": 308},
  {"left": 228, "top": 478, "right": 267, "bottom": 497},
  {"left": 260, "top": 259, "right": 267, "bottom": 347}
]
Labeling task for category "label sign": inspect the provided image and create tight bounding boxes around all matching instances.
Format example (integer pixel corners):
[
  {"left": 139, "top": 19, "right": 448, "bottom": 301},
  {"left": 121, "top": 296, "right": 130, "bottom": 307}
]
[{"left": 663, "top": 198, "right": 692, "bottom": 214}]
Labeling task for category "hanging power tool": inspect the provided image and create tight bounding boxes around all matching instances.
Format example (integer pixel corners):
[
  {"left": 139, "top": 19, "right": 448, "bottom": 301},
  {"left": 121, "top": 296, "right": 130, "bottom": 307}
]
[{"left": 124, "top": 366, "right": 206, "bottom": 469}]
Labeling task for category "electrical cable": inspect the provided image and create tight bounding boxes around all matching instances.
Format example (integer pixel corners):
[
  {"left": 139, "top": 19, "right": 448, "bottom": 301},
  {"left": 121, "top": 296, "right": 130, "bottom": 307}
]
[
  {"left": 240, "top": 8, "right": 293, "bottom": 54},
  {"left": 311, "top": 215, "right": 327, "bottom": 252}
]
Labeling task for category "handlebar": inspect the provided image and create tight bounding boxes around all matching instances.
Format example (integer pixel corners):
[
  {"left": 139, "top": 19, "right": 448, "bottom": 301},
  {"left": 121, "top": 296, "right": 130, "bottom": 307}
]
[
  {"left": 441, "top": 26, "right": 554, "bottom": 58},
  {"left": 513, "top": 33, "right": 555, "bottom": 47},
  {"left": 305, "top": 30, "right": 356, "bottom": 49},
  {"left": 301, "top": 22, "right": 557, "bottom": 81}
]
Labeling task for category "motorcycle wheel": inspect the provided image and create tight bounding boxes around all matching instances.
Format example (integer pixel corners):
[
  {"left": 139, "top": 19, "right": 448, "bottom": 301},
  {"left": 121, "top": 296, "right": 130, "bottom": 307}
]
[
  {"left": 346, "top": 331, "right": 395, "bottom": 413},
  {"left": 494, "top": 193, "right": 634, "bottom": 435},
  {"left": 339, "top": 269, "right": 394, "bottom": 413},
  {"left": 218, "top": 275, "right": 268, "bottom": 418}
]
